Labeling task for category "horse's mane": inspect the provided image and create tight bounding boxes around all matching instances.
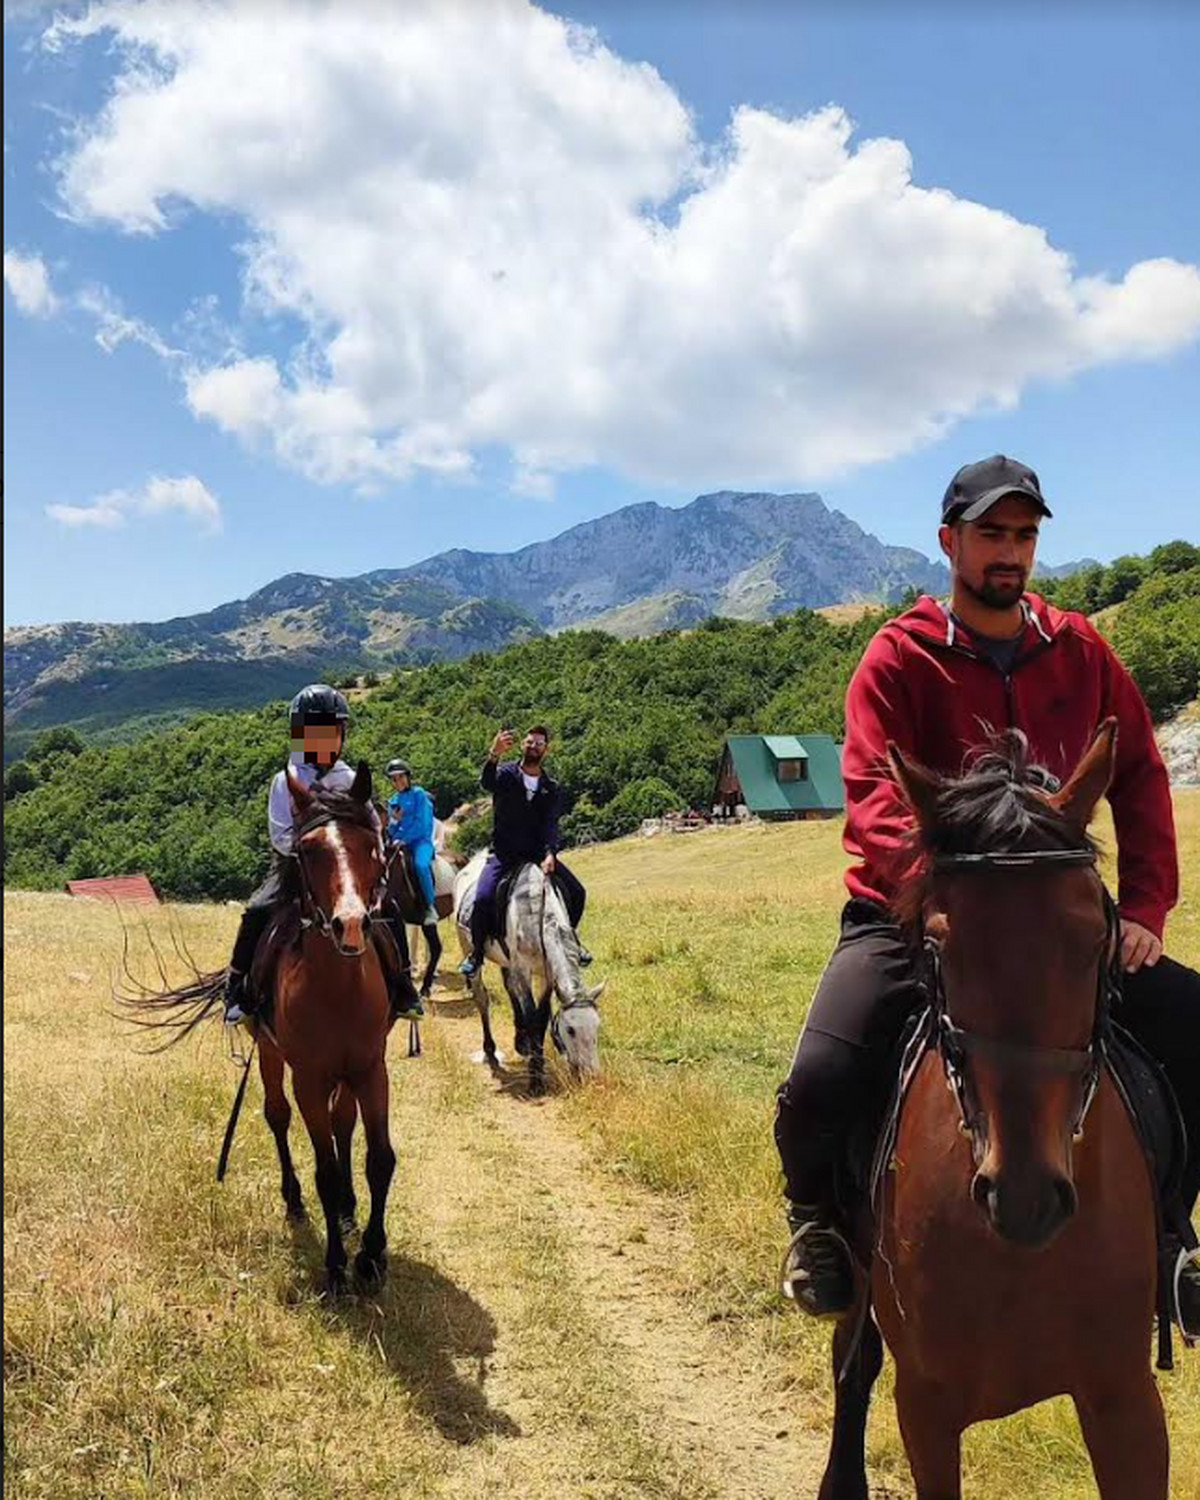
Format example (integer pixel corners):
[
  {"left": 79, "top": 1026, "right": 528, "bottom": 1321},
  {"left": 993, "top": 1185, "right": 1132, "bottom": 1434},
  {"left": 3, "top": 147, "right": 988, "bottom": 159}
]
[{"left": 893, "top": 729, "right": 1097, "bottom": 930}]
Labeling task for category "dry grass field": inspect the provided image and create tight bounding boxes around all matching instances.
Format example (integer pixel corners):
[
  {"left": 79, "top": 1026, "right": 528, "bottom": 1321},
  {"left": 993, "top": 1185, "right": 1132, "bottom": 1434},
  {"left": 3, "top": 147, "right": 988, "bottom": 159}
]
[{"left": 6, "top": 791, "right": 1199, "bottom": 1499}]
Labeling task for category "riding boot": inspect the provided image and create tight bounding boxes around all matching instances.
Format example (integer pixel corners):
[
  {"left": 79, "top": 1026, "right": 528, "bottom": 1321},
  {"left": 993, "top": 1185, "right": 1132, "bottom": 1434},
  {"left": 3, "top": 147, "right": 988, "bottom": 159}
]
[
  {"left": 388, "top": 968, "right": 424, "bottom": 1021},
  {"left": 574, "top": 931, "right": 593, "bottom": 966},
  {"left": 460, "top": 906, "right": 489, "bottom": 978},
  {"left": 780, "top": 1202, "right": 855, "bottom": 1317},
  {"left": 223, "top": 967, "right": 253, "bottom": 1025}
]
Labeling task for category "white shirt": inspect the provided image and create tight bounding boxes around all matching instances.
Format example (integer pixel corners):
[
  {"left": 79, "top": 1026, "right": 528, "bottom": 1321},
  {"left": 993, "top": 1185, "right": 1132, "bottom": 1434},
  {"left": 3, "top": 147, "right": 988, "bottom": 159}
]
[
  {"left": 521, "top": 770, "right": 540, "bottom": 801},
  {"left": 267, "top": 757, "right": 357, "bottom": 855}
]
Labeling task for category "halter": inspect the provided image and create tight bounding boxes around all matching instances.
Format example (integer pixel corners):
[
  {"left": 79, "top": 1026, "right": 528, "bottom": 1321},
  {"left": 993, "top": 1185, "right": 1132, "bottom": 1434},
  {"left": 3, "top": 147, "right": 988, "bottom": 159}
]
[
  {"left": 925, "top": 846, "right": 1121, "bottom": 1154},
  {"left": 294, "top": 815, "right": 388, "bottom": 956}
]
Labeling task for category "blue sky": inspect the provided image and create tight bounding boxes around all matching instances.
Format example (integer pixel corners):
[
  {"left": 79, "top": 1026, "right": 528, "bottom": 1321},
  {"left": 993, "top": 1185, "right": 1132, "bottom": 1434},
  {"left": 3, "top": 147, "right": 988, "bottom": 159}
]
[{"left": 5, "top": 0, "right": 1199, "bottom": 627}]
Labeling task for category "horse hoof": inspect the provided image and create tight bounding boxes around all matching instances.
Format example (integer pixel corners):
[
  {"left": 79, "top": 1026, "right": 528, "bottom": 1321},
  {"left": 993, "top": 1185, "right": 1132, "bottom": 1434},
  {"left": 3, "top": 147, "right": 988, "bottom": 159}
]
[
  {"left": 471, "top": 1048, "right": 505, "bottom": 1067},
  {"left": 326, "top": 1266, "right": 349, "bottom": 1297},
  {"left": 354, "top": 1249, "right": 387, "bottom": 1289}
]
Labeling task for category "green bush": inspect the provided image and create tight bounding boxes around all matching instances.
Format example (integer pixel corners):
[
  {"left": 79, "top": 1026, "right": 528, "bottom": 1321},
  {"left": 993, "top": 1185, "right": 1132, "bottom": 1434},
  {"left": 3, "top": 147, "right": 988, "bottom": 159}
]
[
  {"left": 596, "top": 777, "right": 685, "bottom": 840},
  {"left": 4, "top": 761, "right": 39, "bottom": 800}
]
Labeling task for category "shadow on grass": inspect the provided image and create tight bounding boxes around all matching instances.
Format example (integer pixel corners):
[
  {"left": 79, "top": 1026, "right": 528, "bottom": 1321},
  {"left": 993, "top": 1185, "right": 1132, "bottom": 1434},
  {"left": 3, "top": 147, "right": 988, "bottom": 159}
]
[{"left": 286, "top": 1219, "right": 521, "bottom": 1445}]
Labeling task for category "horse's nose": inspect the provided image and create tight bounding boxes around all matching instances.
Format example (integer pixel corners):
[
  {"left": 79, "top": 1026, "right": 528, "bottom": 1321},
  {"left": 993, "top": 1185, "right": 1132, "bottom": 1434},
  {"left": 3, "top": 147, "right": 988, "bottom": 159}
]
[
  {"left": 973, "top": 1169, "right": 1077, "bottom": 1247},
  {"left": 331, "top": 915, "right": 345, "bottom": 944}
]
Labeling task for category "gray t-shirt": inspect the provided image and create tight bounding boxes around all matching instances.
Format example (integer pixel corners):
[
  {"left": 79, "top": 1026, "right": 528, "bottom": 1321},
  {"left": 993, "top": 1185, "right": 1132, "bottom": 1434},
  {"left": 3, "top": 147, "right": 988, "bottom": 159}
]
[{"left": 952, "top": 614, "right": 1023, "bottom": 676}]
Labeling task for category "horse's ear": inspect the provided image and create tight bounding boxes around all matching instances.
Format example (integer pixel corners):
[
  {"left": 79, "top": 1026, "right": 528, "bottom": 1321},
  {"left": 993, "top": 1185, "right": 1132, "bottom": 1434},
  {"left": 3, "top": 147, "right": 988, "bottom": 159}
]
[
  {"left": 351, "top": 759, "right": 373, "bottom": 803},
  {"left": 1049, "top": 717, "right": 1117, "bottom": 830},
  {"left": 588, "top": 981, "right": 607, "bottom": 1005},
  {"left": 287, "top": 763, "right": 313, "bottom": 814},
  {"left": 887, "top": 742, "right": 942, "bottom": 829}
]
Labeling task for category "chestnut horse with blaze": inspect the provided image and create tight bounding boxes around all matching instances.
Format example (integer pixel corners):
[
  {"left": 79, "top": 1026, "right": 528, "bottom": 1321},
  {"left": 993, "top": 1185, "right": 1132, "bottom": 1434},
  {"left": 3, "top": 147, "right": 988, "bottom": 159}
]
[
  {"left": 123, "top": 761, "right": 402, "bottom": 1292},
  {"left": 819, "top": 721, "right": 1169, "bottom": 1500},
  {"left": 255, "top": 761, "right": 397, "bottom": 1290}
]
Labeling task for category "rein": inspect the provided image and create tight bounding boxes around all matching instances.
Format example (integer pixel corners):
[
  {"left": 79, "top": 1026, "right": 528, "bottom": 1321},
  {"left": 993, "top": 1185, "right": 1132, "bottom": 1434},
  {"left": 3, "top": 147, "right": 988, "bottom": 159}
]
[{"left": 925, "top": 847, "right": 1121, "bottom": 1153}]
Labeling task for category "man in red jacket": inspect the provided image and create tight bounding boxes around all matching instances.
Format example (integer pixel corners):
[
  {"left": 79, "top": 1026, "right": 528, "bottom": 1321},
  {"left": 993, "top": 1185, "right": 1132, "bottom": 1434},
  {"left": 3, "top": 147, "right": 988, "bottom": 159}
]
[{"left": 775, "top": 455, "right": 1200, "bottom": 1337}]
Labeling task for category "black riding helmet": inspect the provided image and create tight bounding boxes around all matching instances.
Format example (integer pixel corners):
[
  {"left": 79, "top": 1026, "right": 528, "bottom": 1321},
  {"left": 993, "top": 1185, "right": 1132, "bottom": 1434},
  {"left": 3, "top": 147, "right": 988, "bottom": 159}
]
[
  {"left": 289, "top": 683, "right": 350, "bottom": 734},
  {"left": 386, "top": 757, "right": 413, "bottom": 778}
]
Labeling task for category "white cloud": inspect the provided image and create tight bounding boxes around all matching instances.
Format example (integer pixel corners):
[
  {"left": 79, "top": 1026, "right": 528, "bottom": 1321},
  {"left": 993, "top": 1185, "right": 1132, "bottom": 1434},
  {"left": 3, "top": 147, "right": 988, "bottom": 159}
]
[
  {"left": 42, "top": 0, "right": 1200, "bottom": 494},
  {"left": 76, "top": 283, "right": 181, "bottom": 360},
  {"left": 46, "top": 475, "right": 223, "bottom": 532},
  {"left": 4, "top": 249, "right": 60, "bottom": 316}
]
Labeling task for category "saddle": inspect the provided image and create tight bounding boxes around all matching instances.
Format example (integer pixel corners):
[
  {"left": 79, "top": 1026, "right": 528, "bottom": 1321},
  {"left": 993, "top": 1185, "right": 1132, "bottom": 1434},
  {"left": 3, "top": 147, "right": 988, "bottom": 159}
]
[{"left": 386, "top": 846, "right": 454, "bottom": 921}]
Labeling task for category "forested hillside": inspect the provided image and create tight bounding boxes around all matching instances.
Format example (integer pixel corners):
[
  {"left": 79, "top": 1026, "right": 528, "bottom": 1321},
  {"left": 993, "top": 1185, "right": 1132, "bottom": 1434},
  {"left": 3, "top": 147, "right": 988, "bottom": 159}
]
[{"left": 5, "top": 543, "right": 1198, "bottom": 900}]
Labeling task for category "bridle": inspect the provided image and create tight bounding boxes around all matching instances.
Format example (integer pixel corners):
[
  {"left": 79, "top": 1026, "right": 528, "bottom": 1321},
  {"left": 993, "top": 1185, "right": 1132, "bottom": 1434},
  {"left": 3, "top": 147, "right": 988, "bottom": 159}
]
[
  {"left": 534, "top": 869, "right": 597, "bottom": 1055},
  {"left": 925, "top": 846, "right": 1122, "bottom": 1157},
  {"left": 294, "top": 817, "right": 389, "bottom": 957}
]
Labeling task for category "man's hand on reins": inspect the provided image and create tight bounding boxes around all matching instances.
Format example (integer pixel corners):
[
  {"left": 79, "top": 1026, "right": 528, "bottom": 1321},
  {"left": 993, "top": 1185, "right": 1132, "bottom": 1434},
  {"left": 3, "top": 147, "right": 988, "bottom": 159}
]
[{"left": 1120, "top": 918, "right": 1163, "bottom": 973}]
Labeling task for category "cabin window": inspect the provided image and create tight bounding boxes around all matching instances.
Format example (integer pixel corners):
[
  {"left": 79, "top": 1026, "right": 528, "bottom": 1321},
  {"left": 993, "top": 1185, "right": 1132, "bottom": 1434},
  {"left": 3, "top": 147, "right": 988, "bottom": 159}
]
[{"left": 777, "top": 758, "right": 807, "bottom": 782}]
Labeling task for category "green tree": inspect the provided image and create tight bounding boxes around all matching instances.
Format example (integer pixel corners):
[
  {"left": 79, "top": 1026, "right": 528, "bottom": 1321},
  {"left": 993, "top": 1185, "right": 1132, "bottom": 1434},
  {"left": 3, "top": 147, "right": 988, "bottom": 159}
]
[{"left": 4, "top": 761, "right": 39, "bottom": 800}]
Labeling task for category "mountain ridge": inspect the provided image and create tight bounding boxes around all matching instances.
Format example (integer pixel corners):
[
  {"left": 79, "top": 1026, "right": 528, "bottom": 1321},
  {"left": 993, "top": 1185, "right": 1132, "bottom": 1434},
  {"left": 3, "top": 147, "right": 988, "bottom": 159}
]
[{"left": 7, "top": 487, "right": 1093, "bottom": 754}]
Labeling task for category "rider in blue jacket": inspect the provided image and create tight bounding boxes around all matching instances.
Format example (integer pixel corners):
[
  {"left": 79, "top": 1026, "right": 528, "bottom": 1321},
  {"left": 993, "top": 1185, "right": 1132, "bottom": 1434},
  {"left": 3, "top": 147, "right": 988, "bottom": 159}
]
[{"left": 386, "top": 759, "right": 439, "bottom": 925}]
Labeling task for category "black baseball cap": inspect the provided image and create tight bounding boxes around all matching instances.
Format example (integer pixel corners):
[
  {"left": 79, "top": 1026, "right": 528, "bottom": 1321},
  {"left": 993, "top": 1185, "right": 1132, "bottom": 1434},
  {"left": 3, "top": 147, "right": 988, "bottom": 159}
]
[{"left": 941, "top": 455, "right": 1052, "bottom": 524}]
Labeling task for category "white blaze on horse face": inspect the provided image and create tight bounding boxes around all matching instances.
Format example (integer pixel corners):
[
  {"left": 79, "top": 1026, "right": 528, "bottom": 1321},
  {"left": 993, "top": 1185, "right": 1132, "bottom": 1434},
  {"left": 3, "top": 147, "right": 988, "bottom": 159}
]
[{"left": 326, "top": 823, "right": 369, "bottom": 954}]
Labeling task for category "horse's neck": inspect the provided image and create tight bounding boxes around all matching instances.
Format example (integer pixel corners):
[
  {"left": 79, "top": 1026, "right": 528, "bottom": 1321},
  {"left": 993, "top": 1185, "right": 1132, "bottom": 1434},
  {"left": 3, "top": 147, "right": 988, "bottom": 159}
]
[{"left": 513, "top": 871, "right": 582, "bottom": 994}]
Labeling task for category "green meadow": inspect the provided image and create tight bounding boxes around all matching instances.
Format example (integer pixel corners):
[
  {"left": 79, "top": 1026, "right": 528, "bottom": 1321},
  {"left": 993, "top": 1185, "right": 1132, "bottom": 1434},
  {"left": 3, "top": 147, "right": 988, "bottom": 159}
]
[{"left": 5, "top": 792, "right": 1198, "bottom": 1498}]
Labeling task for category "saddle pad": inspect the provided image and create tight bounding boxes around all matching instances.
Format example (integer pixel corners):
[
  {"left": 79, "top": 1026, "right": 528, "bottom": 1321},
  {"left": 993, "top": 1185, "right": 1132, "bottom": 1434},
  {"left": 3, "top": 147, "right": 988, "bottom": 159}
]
[{"left": 1108, "top": 1024, "right": 1190, "bottom": 1221}]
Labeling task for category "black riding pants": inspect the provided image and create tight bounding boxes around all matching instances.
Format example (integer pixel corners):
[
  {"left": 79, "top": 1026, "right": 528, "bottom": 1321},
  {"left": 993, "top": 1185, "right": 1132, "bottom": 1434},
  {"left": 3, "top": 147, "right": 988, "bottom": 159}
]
[
  {"left": 775, "top": 899, "right": 1200, "bottom": 1213},
  {"left": 230, "top": 855, "right": 299, "bottom": 973}
]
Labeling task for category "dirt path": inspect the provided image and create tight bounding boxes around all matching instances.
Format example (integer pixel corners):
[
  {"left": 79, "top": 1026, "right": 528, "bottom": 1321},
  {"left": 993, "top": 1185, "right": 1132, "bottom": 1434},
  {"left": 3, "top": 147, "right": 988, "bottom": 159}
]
[{"left": 386, "top": 997, "right": 834, "bottom": 1500}]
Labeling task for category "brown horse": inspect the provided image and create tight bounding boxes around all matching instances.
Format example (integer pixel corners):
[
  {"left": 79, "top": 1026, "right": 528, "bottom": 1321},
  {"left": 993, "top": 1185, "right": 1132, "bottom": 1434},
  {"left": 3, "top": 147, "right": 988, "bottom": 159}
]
[
  {"left": 818, "top": 721, "right": 1168, "bottom": 1500},
  {"left": 123, "top": 761, "right": 400, "bottom": 1292}
]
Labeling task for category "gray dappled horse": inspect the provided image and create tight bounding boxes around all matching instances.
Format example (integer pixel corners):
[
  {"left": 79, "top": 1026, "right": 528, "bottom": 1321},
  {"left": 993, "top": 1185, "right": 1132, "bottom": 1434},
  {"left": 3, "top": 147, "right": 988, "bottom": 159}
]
[{"left": 453, "top": 849, "right": 603, "bottom": 1092}]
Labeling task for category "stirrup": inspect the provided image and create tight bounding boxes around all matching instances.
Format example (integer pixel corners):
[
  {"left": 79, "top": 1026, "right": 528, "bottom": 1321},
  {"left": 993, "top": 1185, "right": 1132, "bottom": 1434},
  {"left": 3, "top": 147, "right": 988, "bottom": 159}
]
[
  {"left": 1172, "top": 1244, "right": 1200, "bottom": 1345},
  {"left": 780, "top": 1215, "right": 854, "bottom": 1319}
]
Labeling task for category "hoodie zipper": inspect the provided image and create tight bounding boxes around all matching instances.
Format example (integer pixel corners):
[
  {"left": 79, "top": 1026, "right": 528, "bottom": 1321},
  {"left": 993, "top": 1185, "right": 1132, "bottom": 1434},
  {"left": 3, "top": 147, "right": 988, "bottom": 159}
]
[{"left": 927, "top": 624, "right": 1056, "bottom": 732}]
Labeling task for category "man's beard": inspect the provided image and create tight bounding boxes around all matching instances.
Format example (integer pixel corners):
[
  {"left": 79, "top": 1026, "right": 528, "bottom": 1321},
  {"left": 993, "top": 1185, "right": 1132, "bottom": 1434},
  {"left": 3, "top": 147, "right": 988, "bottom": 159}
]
[
  {"left": 961, "top": 569, "right": 1026, "bottom": 611},
  {"left": 523, "top": 746, "right": 545, "bottom": 765}
]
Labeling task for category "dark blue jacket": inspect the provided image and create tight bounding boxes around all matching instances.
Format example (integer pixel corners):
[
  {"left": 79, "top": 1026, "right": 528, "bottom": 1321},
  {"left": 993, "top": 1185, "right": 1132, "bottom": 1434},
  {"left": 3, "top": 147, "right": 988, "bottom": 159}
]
[{"left": 481, "top": 758, "right": 561, "bottom": 863}]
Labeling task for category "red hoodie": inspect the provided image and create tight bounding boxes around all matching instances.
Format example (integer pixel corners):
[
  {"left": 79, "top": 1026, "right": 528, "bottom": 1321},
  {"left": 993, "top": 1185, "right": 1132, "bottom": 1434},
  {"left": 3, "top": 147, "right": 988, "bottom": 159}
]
[{"left": 842, "top": 593, "right": 1178, "bottom": 937}]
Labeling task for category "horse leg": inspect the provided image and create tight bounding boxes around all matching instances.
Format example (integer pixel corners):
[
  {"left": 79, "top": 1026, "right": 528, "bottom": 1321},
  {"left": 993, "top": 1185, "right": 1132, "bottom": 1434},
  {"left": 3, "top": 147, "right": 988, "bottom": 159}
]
[
  {"left": 504, "top": 969, "right": 533, "bottom": 1058},
  {"left": 292, "top": 1071, "right": 348, "bottom": 1292},
  {"left": 1074, "top": 1376, "right": 1168, "bottom": 1500},
  {"left": 352, "top": 1062, "right": 396, "bottom": 1290},
  {"left": 528, "top": 989, "right": 552, "bottom": 1096},
  {"left": 259, "top": 1037, "right": 304, "bottom": 1219},
  {"left": 331, "top": 1083, "right": 358, "bottom": 1234},
  {"left": 817, "top": 1295, "right": 884, "bottom": 1500},
  {"left": 420, "top": 921, "right": 441, "bottom": 998},
  {"left": 893, "top": 1369, "right": 963, "bottom": 1500}
]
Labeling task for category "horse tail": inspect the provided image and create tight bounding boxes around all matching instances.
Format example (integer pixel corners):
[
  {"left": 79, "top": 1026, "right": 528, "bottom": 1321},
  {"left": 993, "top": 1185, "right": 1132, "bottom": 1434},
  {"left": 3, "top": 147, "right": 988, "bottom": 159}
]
[{"left": 110, "top": 913, "right": 227, "bottom": 1051}]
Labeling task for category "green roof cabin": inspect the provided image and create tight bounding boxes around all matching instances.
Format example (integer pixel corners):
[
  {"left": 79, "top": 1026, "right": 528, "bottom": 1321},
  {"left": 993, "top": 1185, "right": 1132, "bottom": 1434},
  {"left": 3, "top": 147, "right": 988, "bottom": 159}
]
[{"left": 712, "top": 734, "right": 844, "bottom": 821}]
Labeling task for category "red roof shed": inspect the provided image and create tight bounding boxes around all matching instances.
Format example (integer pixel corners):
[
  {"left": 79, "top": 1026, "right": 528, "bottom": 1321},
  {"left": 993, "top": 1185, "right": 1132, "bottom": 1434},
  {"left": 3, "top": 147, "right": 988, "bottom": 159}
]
[{"left": 66, "top": 875, "right": 160, "bottom": 907}]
